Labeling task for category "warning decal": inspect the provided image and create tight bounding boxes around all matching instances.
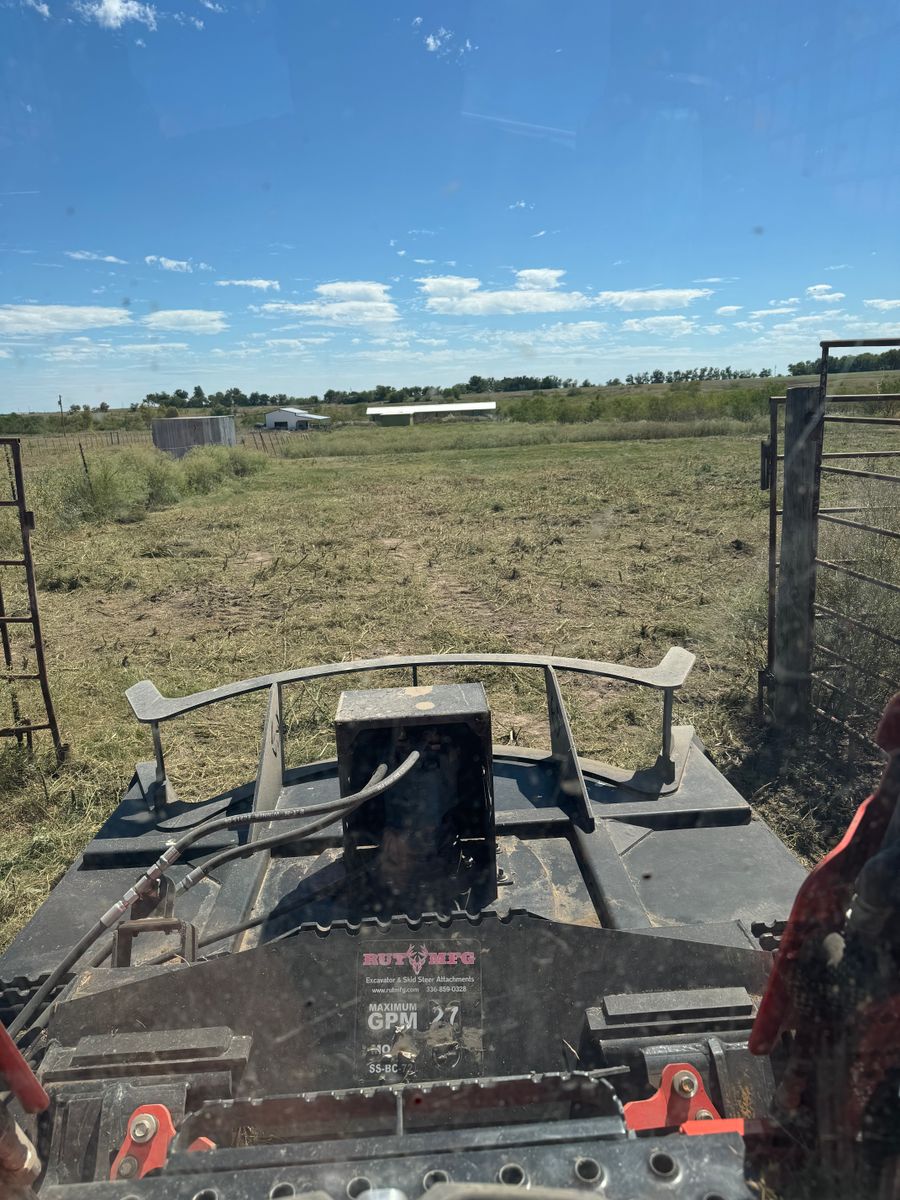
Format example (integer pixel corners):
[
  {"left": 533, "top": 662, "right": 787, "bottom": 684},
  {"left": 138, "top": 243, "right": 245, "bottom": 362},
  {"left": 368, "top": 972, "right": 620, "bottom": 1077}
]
[{"left": 356, "top": 940, "right": 483, "bottom": 1083}]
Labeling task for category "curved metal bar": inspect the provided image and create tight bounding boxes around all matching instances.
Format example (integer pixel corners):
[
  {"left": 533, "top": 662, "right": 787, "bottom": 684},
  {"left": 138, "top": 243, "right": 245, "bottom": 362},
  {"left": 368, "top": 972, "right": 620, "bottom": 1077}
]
[{"left": 126, "top": 647, "right": 695, "bottom": 725}]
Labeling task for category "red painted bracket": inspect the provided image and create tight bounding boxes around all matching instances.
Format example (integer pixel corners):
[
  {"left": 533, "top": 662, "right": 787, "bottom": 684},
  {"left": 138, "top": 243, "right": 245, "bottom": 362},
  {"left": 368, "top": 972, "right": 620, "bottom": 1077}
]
[
  {"left": 0, "top": 1020, "right": 49, "bottom": 1113},
  {"left": 110, "top": 1104, "right": 214, "bottom": 1182},
  {"left": 623, "top": 1063, "right": 721, "bottom": 1131}
]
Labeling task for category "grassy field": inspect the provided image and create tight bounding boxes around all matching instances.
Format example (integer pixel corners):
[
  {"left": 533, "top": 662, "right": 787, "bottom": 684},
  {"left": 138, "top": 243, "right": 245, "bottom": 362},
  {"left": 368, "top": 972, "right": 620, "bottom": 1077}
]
[{"left": 0, "top": 420, "right": 889, "bottom": 948}]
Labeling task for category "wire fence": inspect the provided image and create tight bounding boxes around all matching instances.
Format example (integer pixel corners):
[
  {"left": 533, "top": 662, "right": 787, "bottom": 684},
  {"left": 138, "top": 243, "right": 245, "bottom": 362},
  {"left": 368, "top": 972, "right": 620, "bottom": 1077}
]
[
  {"left": 9, "top": 427, "right": 312, "bottom": 462},
  {"left": 762, "top": 337, "right": 900, "bottom": 748}
]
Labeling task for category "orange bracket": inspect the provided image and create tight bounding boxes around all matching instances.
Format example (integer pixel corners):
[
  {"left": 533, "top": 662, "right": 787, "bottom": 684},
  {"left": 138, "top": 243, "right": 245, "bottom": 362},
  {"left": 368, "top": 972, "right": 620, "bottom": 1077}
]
[
  {"left": 110, "top": 1104, "right": 214, "bottom": 1182},
  {"left": 623, "top": 1063, "right": 721, "bottom": 1131}
]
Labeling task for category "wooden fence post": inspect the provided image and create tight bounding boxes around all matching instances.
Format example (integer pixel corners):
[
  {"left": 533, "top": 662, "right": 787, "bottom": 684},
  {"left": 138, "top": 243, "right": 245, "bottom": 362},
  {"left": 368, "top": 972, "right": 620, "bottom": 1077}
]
[{"left": 773, "top": 385, "right": 825, "bottom": 728}]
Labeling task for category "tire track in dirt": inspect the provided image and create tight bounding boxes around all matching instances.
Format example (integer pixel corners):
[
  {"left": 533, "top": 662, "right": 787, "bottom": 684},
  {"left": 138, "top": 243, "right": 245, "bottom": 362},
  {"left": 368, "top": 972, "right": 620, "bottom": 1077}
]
[{"left": 377, "top": 537, "right": 530, "bottom": 641}]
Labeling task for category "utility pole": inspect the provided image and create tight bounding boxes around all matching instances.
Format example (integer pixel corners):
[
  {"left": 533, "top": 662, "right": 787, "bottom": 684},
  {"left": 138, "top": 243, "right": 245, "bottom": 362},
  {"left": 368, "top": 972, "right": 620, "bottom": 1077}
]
[{"left": 58, "top": 394, "right": 64, "bottom": 431}]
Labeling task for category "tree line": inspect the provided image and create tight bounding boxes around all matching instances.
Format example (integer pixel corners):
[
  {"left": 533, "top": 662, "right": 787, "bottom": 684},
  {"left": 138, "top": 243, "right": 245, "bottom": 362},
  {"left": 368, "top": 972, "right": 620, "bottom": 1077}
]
[
  {"left": 788, "top": 348, "right": 900, "bottom": 375},
  {"left": 138, "top": 367, "right": 774, "bottom": 412}
]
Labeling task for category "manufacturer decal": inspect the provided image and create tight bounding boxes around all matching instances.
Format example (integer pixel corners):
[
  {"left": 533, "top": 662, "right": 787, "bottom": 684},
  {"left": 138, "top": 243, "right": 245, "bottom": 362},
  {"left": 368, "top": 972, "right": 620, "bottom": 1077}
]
[{"left": 356, "top": 939, "right": 483, "bottom": 1083}]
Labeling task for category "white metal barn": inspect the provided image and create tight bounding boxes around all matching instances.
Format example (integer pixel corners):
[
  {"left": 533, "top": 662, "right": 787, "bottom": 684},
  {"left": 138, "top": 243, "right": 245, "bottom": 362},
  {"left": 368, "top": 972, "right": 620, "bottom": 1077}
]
[
  {"left": 366, "top": 400, "right": 497, "bottom": 426},
  {"left": 264, "top": 407, "right": 330, "bottom": 431}
]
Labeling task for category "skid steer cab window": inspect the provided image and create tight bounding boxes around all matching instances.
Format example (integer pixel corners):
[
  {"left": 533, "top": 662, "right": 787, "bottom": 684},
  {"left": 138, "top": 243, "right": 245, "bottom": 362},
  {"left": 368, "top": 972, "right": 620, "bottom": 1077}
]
[{"left": 1, "top": 2, "right": 899, "bottom": 1198}]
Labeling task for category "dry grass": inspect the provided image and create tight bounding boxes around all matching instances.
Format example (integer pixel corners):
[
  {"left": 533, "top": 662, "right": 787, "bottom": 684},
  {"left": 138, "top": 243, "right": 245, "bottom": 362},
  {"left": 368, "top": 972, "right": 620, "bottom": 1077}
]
[{"left": 0, "top": 422, "right": 888, "bottom": 948}]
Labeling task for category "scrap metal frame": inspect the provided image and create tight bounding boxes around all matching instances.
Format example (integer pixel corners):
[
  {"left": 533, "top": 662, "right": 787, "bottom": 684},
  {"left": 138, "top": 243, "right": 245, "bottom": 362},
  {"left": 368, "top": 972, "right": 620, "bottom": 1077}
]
[
  {"left": 0, "top": 438, "right": 64, "bottom": 758},
  {"left": 760, "top": 339, "right": 900, "bottom": 739}
]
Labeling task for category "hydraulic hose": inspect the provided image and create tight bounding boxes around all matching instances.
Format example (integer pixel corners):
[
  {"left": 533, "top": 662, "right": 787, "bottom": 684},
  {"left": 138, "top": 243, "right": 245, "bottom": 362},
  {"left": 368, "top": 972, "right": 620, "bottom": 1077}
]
[
  {"left": 8, "top": 751, "right": 419, "bottom": 1041},
  {"left": 143, "top": 864, "right": 365, "bottom": 966},
  {"left": 88, "top": 764, "right": 391, "bottom": 971}
]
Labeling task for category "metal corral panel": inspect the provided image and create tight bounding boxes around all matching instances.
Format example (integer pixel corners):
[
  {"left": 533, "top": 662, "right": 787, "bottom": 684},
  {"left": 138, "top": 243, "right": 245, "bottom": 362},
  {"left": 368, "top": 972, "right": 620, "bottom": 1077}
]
[{"left": 151, "top": 416, "right": 236, "bottom": 458}]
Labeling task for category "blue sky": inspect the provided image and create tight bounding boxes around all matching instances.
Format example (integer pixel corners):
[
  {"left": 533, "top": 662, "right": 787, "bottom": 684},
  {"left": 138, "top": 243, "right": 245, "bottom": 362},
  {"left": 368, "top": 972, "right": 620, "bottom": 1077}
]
[{"left": 2, "top": 0, "right": 900, "bottom": 410}]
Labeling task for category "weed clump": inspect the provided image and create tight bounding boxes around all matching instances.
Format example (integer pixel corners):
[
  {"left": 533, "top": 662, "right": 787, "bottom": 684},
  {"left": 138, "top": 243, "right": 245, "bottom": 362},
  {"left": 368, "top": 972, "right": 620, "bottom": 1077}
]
[
  {"left": 54, "top": 444, "right": 265, "bottom": 525},
  {"left": 59, "top": 458, "right": 150, "bottom": 524}
]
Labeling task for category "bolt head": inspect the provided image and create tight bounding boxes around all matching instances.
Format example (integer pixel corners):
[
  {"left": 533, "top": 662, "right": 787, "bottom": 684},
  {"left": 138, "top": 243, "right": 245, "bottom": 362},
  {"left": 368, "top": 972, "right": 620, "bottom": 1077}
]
[
  {"left": 116, "top": 1155, "right": 139, "bottom": 1179},
  {"left": 695, "top": 1109, "right": 715, "bottom": 1120},
  {"left": 130, "top": 1113, "right": 158, "bottom": 1143},
  {"left": 673, "top": 1069, "right": 698, "bottom": 1097}
]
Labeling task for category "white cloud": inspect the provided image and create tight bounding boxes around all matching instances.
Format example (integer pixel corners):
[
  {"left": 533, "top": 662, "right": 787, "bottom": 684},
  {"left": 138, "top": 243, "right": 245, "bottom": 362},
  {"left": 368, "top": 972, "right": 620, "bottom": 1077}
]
[
  {"left": 417, "top": 275, "right": 713, "bottom": 318},
  {"left": 65, "top": 249, "right": 127, "bottom": 264},
  {"left": 766, "top": 314, "right": 847, "bottom": 337},
  {"left": 806, "top": 283, "right": 845, "bottom": 303},
  {"left": 749, "top": 306, "right": 799, "bottom": 318},
  {"left": 531, "top": 230, "right": 547, "bottom": 238},
  {"left": 508, "top": 200, "right": 532, "bottom": 210},
  {"left": 413, "top": 258, "right": 435, "bottom": 265},
  {"left": 593, "top": 288, "right": 712, "bottom": 311},
  {"left": 145, "top": 254, "right": 192, "bottom": 272},
  {"left": 0, "top": 304, "right": 132, "bottom": 336},
  {"left": 515, "top": 268, "right": 565, "bottom": 291},
  {"left": 22, "top": 0, "right": 50, "bottom": 17},
  {"left": 864, "top": 298, "right": 900, "bottom": 310},
  {"left": 715, "top": 305, "right": 742, "bottom": 315},
  {"left": 769, "top": 296, "right": 799, "bottom": 306},
  {"left": 142, "top": 309, "right": 227, "bottom": 333},
  {"left": 259, "top": 281, "right": 398, "bottom": 325},
  {"left": 417, "top": 276, "right": 480, "bottom": 298},
  {"left": 693, "top": 276, "right": 724, "bottom": 283},
  {"left": 424, "top": 27, "right": 448, "bottom": 51},
  {"left": 411, "top": 15, "right": 422, "bottom": 26},
  {"left": 703, "top": 324, "right": 726, "bottom": 334},
  {"left": 397, "top": 249, "right": 407, "bottom": 257},
  {"left": 825, "top": 264, "right": 851, "bottom": 271},
  {"left": 43, "top": 339, "right": 113, "bottom": 363},
  {"left": 75, "top": 0, "right": 157, "bottom": 29},
  {"left": 622, "top": 315, "right": 696, "bottom": 336},
  {"left": 263, "top": 338, "right": 328, "bottom": 352},
  {"left": 215, "top": 278, "right": 280, "bottom": 291},
  {"left": 0, "top": 349, "right": 12, "bottom": 358},
  {"left": 474, "top": 320, "right": 609, "bottom": 354},
  {"left": 422, "top": 25, "right": 475, "bottom": 58},
  {"left": 119, "top": 341, "right": 188, "bottom": 352},
  {"left": 417, "top": 270, "right": 591, "bottom": 315}
]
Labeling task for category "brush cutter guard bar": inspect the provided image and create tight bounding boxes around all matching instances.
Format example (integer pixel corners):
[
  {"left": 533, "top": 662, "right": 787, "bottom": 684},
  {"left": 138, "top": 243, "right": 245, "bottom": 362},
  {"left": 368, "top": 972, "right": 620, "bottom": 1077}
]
[{"left": 127, "top": 648, "right": 695, "bottom": 799}]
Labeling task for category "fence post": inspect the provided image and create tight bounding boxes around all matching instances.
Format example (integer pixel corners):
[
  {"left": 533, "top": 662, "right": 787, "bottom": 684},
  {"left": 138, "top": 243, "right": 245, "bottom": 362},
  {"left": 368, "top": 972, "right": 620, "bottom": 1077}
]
[{"left": 773, "top": 385, "right": 825, "bottom": 729}]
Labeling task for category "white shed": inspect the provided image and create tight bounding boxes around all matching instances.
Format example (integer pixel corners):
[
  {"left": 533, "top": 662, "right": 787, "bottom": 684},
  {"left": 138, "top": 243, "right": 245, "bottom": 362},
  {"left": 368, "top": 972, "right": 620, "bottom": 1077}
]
[
  {"left": 264, "top": 407, "right": 330, "bottom": 431},
  {"left": 366, "top": 400, "right": 497, "bottom": 426}
]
